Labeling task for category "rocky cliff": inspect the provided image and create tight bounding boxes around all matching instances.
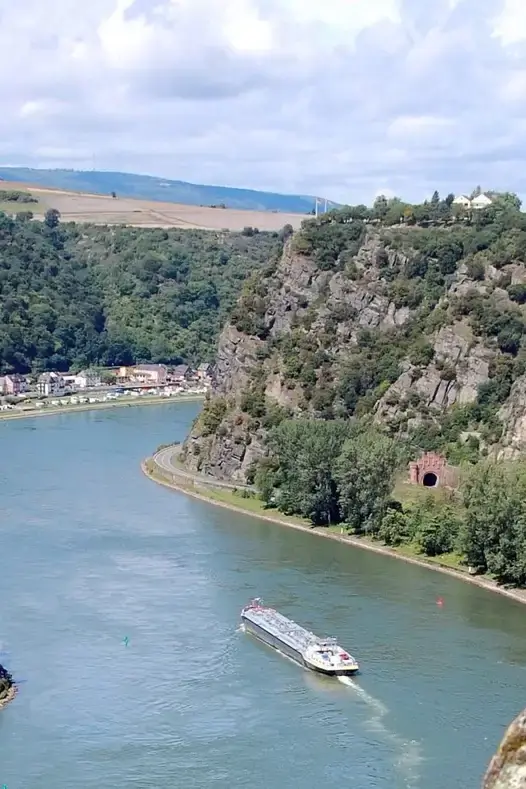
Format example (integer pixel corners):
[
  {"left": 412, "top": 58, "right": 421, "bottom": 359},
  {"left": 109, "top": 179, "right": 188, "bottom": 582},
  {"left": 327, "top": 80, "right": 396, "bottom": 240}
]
[
  {"left": 181, "top": 206, "right": 526, "bottom": 482},
  {"left": 0, "top": 663, "right": 16, "bottom": 708},
  {"left": 482, "top": 706, "right": 526, "bottom": 789}
]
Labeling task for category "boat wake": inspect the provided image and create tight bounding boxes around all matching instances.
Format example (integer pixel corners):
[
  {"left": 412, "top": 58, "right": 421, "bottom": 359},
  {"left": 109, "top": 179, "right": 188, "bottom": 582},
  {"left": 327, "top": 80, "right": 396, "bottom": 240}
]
[
  {"left": 337, "top": 676, "right": 423, "bottom": 788},
  {"left": 240, "top": 621, "right": 422, "bottom": 787}
]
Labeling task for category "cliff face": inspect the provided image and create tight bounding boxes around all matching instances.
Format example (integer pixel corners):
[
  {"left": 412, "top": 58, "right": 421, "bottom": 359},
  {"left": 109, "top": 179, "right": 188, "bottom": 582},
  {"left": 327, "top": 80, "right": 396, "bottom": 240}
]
[
  {"left": 181, "top": 216, "right": 526, "bottom": 483},
  {"left": 482, "top": 706, "right": 526, "bottom": 789}
]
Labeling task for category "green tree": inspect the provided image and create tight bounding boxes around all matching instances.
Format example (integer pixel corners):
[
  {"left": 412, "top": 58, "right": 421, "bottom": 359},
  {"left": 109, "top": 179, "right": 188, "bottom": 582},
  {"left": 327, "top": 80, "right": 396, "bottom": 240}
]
[
  {"left": 373, "top": 195, "right": 389, "bottom": 220},
  {"left": 408, "top": 499, "right": 462, "bottom": 557},
  {"left": 260, "top": 419, "right": 353, "bottom": 524},
  {"left": 335, "top": 430, "right": 401, "bottom": 534},
  {"left": 378, "top": 509, "right": 410, "bottom": 546},
  {"left": 44, "top": 208, "right": 61, "bottom": 228},
  {"left": 460, "top": 461, "right": 526, "bottom": 581}
]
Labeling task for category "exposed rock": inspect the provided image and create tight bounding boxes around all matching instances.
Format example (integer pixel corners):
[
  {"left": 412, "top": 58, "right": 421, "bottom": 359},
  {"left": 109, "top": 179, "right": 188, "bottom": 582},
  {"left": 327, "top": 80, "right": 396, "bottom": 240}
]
[
  {"left": 181, "top": 223, "right": 522, "bottom": 484},
  {"left": 214, "top": 325, "right": 264, "bottom": 397},
  {"left": 181, "top": 408, "right": 267, "bottom": 483},
  {"left": 376, "top": 322, "right": 491, "bottom": 423},
  {"left": 0, "top": 663, "right": 16, "bottom": 708},
  {"left": 499, "top": 375, "right": 526, "bottom": 458},
  {"left": 483, "top": 707, "right": 526, "bottom": 789}
]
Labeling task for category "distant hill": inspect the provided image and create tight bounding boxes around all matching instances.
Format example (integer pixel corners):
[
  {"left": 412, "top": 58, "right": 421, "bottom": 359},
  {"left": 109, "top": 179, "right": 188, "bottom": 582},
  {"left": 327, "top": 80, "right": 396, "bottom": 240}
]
[{"left": 0, "top": 168, "right": 337, "bottom": 214}]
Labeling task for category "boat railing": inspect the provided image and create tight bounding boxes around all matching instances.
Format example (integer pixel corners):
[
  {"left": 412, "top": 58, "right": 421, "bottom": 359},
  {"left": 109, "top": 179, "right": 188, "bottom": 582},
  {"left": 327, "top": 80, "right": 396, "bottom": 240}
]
[
  {"left": 243, "top": 598, "right": 263, "bottom": 611},
  {"left": 316, "top": 637, "right": 337, "bottom": 647}
]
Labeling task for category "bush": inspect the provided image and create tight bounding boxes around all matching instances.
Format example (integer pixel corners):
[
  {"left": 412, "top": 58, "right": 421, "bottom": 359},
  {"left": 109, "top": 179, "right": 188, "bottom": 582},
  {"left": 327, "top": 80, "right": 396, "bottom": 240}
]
[
  {"left": 200, "top": 397, "right": 227, "bottom": 435},
  {"left": 466, "top": 258, "right": 485, "bottom": 281},
  {"left": 507, "top": 283, "right": 526, "bottom": 304}
]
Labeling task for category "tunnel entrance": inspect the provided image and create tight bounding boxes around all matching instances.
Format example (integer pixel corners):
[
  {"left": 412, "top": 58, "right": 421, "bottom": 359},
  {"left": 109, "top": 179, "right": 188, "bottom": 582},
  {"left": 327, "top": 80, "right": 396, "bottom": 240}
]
[{"left": 422, "top": 472, "right": 438, "bottom": 488}]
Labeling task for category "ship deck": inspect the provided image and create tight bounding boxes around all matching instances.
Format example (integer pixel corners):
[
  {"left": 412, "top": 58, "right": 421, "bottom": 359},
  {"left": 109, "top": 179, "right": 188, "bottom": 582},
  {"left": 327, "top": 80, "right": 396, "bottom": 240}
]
[{"left": 242, "top": 607, "right": 318, "bottom": 652}]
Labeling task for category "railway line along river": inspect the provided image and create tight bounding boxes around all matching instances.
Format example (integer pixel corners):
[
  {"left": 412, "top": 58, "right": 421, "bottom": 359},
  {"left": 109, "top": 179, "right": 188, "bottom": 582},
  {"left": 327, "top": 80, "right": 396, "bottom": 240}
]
[{"left": 1, "top": 401, "right": 525, "bottom": 789}]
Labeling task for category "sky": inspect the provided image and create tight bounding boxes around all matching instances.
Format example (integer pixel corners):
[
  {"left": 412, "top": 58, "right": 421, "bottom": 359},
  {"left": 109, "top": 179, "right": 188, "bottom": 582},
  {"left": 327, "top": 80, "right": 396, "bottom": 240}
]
[{"left": 1, "top": 0, "right": 526, "bottom": 204}]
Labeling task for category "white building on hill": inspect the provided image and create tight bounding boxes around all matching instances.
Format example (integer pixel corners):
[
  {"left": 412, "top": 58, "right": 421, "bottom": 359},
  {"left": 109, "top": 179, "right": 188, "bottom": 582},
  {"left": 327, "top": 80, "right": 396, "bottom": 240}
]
[{"left": 453, "top": 193, "right": 493, "bottom": 210}]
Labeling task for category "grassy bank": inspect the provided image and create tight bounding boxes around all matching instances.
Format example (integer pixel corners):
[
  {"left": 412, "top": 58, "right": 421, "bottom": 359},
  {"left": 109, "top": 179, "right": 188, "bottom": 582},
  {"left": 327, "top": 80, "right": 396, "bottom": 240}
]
[
  {"left": 0, "top": 394, "right": 205, "bottom": 423},
  {"left": 142, "top": 455, "right": 526, "bottom": 608}
]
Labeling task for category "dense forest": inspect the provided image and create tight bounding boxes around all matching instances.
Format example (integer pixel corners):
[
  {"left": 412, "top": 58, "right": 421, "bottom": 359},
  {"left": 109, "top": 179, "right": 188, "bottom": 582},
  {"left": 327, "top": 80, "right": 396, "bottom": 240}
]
[
  {"left": 0, "top": 211, "right": 284, "bottom": 373},
  {"left": 186, "top": 189, "right": 526, "bottom": 586}
]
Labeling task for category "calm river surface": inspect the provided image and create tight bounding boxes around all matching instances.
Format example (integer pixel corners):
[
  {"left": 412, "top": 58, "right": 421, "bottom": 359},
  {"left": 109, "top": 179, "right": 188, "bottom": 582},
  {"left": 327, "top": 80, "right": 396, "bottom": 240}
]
[{"left": 1, "top": 402, "right": 526, "bottom": 789}]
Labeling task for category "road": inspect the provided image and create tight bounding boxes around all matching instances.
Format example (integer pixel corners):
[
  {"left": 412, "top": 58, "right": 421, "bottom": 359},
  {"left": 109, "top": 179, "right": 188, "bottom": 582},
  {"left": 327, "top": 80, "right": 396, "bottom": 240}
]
[{"left": 153, "top": 445, "right": 254, "bottom": 491}]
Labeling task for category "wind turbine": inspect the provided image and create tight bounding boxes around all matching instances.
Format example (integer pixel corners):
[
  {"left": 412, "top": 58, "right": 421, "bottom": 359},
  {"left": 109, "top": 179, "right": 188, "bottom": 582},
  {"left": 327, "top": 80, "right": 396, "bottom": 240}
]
[{"left": 314, "top": 197, "right": 329, "bottom": 218}]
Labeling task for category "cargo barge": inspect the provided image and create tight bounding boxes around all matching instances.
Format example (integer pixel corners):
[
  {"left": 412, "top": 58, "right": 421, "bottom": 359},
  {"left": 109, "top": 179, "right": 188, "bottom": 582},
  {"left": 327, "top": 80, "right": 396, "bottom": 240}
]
[{"left": 241, "top": 598, "right": 359, "bottom": 676}]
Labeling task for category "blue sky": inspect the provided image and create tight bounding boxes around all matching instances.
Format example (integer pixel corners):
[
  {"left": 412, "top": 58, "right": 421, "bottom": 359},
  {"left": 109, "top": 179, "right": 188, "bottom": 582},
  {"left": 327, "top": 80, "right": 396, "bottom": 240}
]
[{"left": 0, "top": 0, "right": 524, "bottom": 204}]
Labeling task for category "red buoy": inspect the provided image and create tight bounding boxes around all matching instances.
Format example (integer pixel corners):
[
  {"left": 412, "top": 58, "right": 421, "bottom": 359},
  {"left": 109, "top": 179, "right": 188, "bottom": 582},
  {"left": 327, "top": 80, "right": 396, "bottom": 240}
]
[{"left": 436, "top": 597, "right": 444, "bottom": 606}]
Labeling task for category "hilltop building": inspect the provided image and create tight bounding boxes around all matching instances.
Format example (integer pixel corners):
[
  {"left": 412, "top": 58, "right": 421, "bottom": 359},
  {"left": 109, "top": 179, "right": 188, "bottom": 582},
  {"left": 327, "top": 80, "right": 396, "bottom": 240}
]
[{"left": 452, "top": 193, "right": 493, "bottom": 210}]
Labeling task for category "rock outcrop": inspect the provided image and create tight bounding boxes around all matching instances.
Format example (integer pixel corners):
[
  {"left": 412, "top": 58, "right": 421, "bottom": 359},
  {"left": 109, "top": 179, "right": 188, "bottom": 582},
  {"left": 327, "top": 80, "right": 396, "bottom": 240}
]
[
  {"left": 0, "top": 663, "right": 16, "bottom": 708},
  {"left": 180, "top": 219, "right": 526, "bottom": 483},
  {"left": 499, "top": 375, "right": 526, "bottom": 458},
  {"left": 483, "top": 707, "right": 526, "bottom": 789}
]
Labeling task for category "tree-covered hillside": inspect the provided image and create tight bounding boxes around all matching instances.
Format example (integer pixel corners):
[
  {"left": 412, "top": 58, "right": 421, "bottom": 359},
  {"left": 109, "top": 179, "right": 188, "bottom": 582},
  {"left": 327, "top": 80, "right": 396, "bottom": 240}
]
[
  {"left": 0, "top": 212, "right": 283, "bottom": 373},
  {"left": 181, "top": 190, "right": 526, "bottom": 586}
]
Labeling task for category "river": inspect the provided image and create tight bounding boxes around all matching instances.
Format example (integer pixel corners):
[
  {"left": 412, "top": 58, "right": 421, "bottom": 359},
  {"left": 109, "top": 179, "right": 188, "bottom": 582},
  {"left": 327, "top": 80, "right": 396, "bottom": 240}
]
[{"left": 1, "top": 402, "right": 525, "bottom": 789}]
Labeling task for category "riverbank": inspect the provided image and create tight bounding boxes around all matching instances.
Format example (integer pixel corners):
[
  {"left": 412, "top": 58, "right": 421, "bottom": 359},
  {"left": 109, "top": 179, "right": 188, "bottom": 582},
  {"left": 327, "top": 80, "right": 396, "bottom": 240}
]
[
  {"left": 142, "top": 453, "right": 526, "bottom": 608},
  {"left": 0, "top": 394, "right": 205, "bottom": 423}
]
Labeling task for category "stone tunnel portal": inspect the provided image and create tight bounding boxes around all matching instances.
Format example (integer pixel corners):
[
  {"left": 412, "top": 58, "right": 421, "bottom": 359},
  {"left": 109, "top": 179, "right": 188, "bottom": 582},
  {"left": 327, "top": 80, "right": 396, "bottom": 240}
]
[{"left": 422, "top": 472, "right": 438, "bottom": 488}]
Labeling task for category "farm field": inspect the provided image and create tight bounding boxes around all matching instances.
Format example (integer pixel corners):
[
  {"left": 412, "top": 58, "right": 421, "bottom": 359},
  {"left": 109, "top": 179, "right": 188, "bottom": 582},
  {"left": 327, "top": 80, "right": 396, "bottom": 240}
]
[{"left": 0, "top": 180, "right": 306, "bottom": 231}]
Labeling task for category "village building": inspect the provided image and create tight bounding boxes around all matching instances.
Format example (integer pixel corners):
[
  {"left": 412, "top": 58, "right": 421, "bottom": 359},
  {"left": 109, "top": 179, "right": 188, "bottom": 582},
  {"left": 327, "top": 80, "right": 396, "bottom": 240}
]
[
  {"left": 37, "top": 372, "right": 65, "bottom": 397},
  {"left": 129, "top": 364, "right": 168, "bottom": 386},
  {"left": 75, "top": 369, "right": 101, "bottom": 389},
  {"left": 196, "top": 362, "right": 213, "bottom": 381},
  {"left": 3, "top": 374, "right": 27, "bottom": 396},
  {"left": 171, "top": 364, "right": 190, "bottom": 383}
]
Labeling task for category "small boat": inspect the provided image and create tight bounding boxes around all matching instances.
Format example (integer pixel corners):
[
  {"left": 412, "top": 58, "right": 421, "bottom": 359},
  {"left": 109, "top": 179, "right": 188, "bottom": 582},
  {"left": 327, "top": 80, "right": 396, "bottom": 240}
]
[{"left": 241, "top": 598, "right": 359, "bottom": 676}]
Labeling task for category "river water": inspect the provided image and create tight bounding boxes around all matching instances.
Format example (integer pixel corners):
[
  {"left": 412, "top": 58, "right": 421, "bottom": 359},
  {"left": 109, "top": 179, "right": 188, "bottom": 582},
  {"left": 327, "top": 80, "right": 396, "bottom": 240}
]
[{"left": 1, "top": 402, "right": 525, "bottom": 789}]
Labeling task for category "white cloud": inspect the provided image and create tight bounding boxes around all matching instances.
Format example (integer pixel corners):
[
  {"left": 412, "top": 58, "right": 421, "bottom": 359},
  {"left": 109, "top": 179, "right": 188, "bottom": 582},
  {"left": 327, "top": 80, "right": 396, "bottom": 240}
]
[
  {"left": 1, "top": 0, "right": 526, "bottom": 204},
  {"left": 493, "top": 0, "right": 526, "bottom": 45},
  {"left": 501, "top": 69, "right": 526, "bottom": 101},
  {"left": 388, "top": 115, "right": 456, "bottom": 140}
]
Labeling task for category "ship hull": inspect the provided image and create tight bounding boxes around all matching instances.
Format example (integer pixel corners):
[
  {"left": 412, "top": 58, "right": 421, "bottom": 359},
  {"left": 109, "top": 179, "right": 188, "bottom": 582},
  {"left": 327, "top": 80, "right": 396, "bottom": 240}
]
[
  {"left": 304, "top": 662, "right": 358, "bottom": 677},
  {"left": 241, "top": 614, "right": 307, "bottom": 668},
  {"left": 241, "top": 615, "right": 358, "bottom": 676}
]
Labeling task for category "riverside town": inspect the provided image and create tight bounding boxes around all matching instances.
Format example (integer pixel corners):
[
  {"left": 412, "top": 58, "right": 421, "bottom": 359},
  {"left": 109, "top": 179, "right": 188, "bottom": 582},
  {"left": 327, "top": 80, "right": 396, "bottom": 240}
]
[{"left": 0, "top": 362, "right": 212, "bottom": 416}]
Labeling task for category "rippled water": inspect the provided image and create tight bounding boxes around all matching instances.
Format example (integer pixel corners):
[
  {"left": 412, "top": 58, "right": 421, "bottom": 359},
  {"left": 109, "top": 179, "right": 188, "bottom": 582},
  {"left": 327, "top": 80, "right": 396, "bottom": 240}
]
[{"left": 1, "top": 403, "right": 525, "bottom": 789}]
